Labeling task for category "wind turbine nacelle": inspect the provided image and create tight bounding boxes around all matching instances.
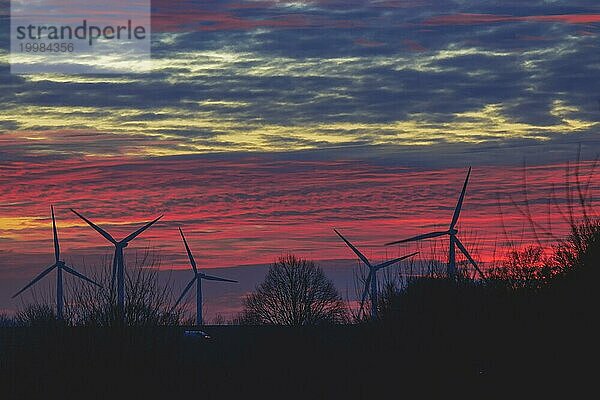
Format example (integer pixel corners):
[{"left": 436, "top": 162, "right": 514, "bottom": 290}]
[
  {"left": 118, "top": 242, "right": 129, "bottom": 248},
  {"left": 449, "top": 228, "right": 458, "bottom": 235}
]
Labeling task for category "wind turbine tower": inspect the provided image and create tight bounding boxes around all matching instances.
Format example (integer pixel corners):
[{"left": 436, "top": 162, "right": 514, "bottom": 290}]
[
  {"left": 334, "top": 229, "right": 417, "bottom": 320},
  {"left": 71, "top": 209, "right": 162, "bottom": 318},
  {"left": 386, "top": 167, "right": 485, "bottom": 280},
  {"left": 174, "top": 228, "right": 237, "bottom": 326}
]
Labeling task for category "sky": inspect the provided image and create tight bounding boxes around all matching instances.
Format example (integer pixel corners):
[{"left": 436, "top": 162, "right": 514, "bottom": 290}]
[{"left": 0, "top": 0, "right": 599, "bottom": 319}]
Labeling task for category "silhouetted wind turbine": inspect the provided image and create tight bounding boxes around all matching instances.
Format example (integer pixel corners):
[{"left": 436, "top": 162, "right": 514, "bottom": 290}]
[
  {"left": 334, "top": 229, "right": 418, "bottom": 320},
  {"left": 385, "top": 167, "right": 485, "bottom": 280},
  {"left": 12, "top": 206, "right": 101, "bottom": 320},
  {"left": 71, "top": 208, "right": 162, "bottom": 317},
  {"left": 174, "top": 228, "right": 237, "bottom": 326}
]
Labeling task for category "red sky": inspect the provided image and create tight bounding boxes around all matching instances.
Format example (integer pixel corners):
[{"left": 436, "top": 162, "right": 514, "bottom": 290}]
[
  {"left": 1, "top": 156, "right": 597, "bottom": 280},
  {"left": 423, "top": 13, "right": 600, "bottom": 26}
]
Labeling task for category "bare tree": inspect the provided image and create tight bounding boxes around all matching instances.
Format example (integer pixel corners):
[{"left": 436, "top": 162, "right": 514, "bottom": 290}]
[
  {"left": 241, "top": 254, "right": 347, "bottom": 325},
  {"left": 66, "top": 249, "right": 183, "bottom": 327},
  {"left": 14, "top": 304, "right": 60, "bottom": 327},
  {"left": 554, "top": 219, "right": 600, "bottom": 275},
  {"left": 486, "top": 245, "right": 557, "bottom": 291}
]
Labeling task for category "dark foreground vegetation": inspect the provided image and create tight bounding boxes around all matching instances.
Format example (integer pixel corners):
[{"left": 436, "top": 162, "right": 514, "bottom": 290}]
[
  {"left": 0, "top": 305, "right": 594, "bottom": 398},
  {"left": 1, "top": 215, "right": 598, "bottom": 398}
]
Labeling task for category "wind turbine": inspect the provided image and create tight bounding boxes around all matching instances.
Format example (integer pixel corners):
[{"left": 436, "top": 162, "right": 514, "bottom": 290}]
[
  {"left": 173, "top": 228, "right": 237, "bottom": 326},
  {"left": 385, "top": 167, "right": 485, "bottom": 280},
  {"left": 334, "top": 229, "right": 418, "bottom": 320},
  {"left": 70, "top": 208, "right": 162, "bottom": 316},
  {"left": 12, "top": 206, "right": 102, "bottom": 320}
]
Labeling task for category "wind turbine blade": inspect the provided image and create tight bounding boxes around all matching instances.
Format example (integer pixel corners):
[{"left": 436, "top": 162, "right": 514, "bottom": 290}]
[
  {"left": 454, "top": 237, "right": 485, "bottom": 279},
  {"left": 62, "top": 265, "right": 103, "bottom": 288},
  {"left": 179, "top": 228, "right": 197, "bottom": 274},
  {"left": 333, "top": 229, "right": 372, "bottom": 268},
  {"left": 71, "top": 209, "right": 117, "bottom": 244},
  {"left": 358, "top": 271, "right": 372, "bottom": 318},
  {"left": 174, "top": 277, "right": 197, "bottom": 308},
  {"left": 200, "top": 273, "right": 237, "bottom": 283},
  {"left": 375, "top": 252, "right": 419, "bottom": 271},
  {"left": 450, "top": 166, "right": 472, "bottom": 229},
  {"left": 12, "top": 264, "right": 56, "bottom": 298},
  {"left": 385, "top": 231, "right": 448, "bottom": 246},
  {"left": 121, "top": 215, "right": 163, "bottom": 243},
  {"left": 51, "top": 205, "right": 60, "bottom": 263}
]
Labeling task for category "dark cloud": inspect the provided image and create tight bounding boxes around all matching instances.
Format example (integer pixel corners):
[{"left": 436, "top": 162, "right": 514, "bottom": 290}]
[{"left": 0, "top": 0, "right": 598, "bottom": 158}]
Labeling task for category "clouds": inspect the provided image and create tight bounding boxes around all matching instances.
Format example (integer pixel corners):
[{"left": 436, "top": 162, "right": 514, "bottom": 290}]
[
  {"left": 0, "top": 1, "right": 599, "bottom": 273},
  {"left": 422, "top": 13, "right": 600, "bottom": 26},
  {"left": 1, "top": 153, "right": 597, "bottom": 279},
  {"left": 1, "top": 4, "right": 598, "bottom": 157}
]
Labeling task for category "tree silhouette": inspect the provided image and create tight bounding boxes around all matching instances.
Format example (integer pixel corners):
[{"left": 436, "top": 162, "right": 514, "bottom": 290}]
[
  {"left": 12, "top": 249, "right": 184, "bottom": 327},
  {"left": 68, "top": 250, "right": 182, "bottom": 327},
  {"left": 241, "top": 254, "right": 347, "bottom": 325}
]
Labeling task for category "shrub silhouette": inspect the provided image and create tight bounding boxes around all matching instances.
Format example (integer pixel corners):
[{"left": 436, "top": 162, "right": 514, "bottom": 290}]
[
  {"left": 241, "top": 254, "right": 348, "bottom": 325},
  {"left": 486, "top": 245, "right": 557, "bottom": 292},
  {"left": 68, "top": 251, "right": 183, "bottom": 327},
  {"left": 550, "top": 219, "right": 599, "bottom": 317},
  {"left": 0, "top": 313, "right": 14, "bottom": 327},
  {"left": 554, "top": 219, "right": 600, "bottom": 278},
  {"left": 12, "top": 250, "right": 183, "bottom": 327},
  {"left": 14, "top": 304, "right": 65, "bottom": 327}
]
